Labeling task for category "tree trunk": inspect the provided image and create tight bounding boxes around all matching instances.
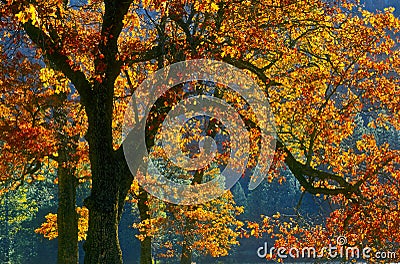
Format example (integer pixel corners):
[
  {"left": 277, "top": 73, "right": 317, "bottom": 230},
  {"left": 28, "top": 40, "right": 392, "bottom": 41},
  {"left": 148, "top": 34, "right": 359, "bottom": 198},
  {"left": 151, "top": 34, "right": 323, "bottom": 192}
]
[
  {"left": 54, "top": 106, "right": 79, "bottom": 264},
  {"left": 57, "top": 146, "right": 78, "bottom": 264},
  {"left": 21, "top": 3, "right": 137, "bottom": 261},
  {"left": 83, "top": 170, "right": 122, "bottom": 263},
  {"left": 180, "top": 237, "right": 193, "bottom": 264},
  {"left": 140, "top": 237, "right": 152, "bottom": 264},
  {"left": 4, "top": 191, "right": 10, "bottom": 264},
  {"left": 83, "top": 207, "right": 122, "bottom": 263},
  {"left": 138, "top": 186, "right": 152, "bottom": 264},
  {"left": 83, "top": 89, "right": 123, "bottom": 264},
  {"left": 83, "top": 157, "right": 123, "bottom": 264}
]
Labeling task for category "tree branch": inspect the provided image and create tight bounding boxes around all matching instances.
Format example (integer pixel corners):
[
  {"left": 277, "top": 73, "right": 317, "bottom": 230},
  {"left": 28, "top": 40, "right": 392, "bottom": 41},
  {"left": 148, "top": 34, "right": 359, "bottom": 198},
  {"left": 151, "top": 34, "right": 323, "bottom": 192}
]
[
  {"left": 276, "top": 139, "right": 359, "bottom": 196},
  {"left": 222, "top": 57, "right": 282, "bottom": 97},
  {"left": 22, "top": 22, "right": 92, "bottom": 107}
]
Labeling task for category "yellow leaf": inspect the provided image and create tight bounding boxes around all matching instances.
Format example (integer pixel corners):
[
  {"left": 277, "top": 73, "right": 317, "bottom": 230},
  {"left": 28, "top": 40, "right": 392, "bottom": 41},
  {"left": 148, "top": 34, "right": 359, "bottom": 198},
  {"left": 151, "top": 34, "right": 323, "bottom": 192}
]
[{"left": 210, "top": 3, "right": 219, "bottom": 12}]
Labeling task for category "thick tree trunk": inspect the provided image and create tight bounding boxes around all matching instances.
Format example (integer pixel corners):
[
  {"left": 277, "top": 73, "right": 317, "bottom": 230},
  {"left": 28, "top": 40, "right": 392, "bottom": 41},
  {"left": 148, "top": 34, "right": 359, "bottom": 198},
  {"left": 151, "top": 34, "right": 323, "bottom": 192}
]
[
  {"left": 22, "top": 2, "right": 138, "bottom": 262},
  {"left": 83, "top": 208, "right": 122, "bottom": 263},
  {"left": 57, "top": 146, "right": 78, "bottom": 264},
  {"left": 83, "top": 155, "right": 123, "bottom": 264},
  {"left": 83, "top": 158, "right": 123, "bottom": 264},
  {"left": 83, "top": 88, "right": 123, "bottom": 264}
]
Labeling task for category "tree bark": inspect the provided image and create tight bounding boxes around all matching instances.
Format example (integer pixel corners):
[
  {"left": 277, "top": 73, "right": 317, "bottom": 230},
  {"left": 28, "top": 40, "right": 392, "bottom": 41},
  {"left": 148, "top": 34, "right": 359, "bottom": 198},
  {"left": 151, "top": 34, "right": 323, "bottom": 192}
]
[
  {"left": 83, "top": 207, "right": 122, "bottom": 264},
  {"left": 57, "top": 146, "right": 78, "bottom": 264},
  {"left": 83, "top": 86, "right": 123, "bottom": 263},
  {"left": 53, "top": 106, "right": 79, "bottom": 264},
  {"left": 82, "top": 161, "right": 122, "bottom": 264}
]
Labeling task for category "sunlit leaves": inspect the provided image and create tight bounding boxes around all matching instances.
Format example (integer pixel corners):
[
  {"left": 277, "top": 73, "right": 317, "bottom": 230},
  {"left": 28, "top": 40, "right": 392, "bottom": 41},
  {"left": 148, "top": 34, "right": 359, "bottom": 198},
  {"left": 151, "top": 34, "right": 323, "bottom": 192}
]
[
  {"left": 15, "top": 4, "right": 38, "bottom": 25},
  {"left": 35, "top": 207, "right": 89, "bottom": 241},
  {"left": 2, "top": 0, "right": 400, "bottom": 261},
  {"left": 133, "top": 191, "right": 244, "bottom": 259}
]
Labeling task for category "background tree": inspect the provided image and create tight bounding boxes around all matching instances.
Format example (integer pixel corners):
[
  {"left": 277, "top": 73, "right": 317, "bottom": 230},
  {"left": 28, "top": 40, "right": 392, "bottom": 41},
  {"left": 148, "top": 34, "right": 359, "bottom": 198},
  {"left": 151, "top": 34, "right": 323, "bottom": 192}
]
[
  {"left": 0, "top": 17, "right": 89, "bottom": 263},
  {"left": 0, "top": 186, "right": 38, "bottom": 263}
]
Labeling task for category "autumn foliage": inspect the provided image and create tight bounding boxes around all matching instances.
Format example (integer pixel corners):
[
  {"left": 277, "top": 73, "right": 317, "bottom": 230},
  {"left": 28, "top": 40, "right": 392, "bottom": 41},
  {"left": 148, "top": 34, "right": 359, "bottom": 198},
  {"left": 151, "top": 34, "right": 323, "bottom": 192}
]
[{"left": 0, "top": 0, "right": 399, "bottom": 263}]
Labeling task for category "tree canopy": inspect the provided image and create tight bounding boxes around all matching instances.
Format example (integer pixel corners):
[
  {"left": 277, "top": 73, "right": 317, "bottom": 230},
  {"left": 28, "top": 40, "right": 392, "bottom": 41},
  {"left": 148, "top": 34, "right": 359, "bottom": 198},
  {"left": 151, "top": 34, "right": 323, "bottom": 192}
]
[{"left": 0, "top": 0, "right": 399, "bottom": 263}]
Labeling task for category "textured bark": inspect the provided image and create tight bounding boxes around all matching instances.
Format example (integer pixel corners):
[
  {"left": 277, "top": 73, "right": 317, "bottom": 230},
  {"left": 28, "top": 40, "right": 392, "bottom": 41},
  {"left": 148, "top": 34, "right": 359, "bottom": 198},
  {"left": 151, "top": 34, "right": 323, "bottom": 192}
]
[
  {"left": 53, "top": 105, "right": 79, "bottom": 264},
  {"left": 57, "top": 146, "right": 78, "bottom": 264},
  {"left": 140, "top": 235, "right": 152, "bottom": 264},
  {"left": 83, "top": 207, "right": 122, "bottom": 263},
  {"left": 83, "top": 84, "right": 123, "bottom": 263},
  {"left": 81, "top": 1, "right": 134, "bottom": 262}
]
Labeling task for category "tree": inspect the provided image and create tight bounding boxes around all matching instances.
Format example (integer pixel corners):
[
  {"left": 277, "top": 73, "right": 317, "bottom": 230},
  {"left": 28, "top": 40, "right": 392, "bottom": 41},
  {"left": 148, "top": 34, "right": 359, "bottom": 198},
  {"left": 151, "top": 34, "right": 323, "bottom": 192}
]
[
  {"left": 0, "top": 186, "right": 38, "bottom": 263},
  {"left": 231, "top": 182, "right": 248, "bottom": 217},
  {"left": 1, "top": 0, "right": 399, "bottom": 263},
  {"left": 133, "top": 191, "right": 244, "bottom": 263},
  {"left": 1, "top": 1, "right": 133, "bottom": 262},
  {"left": 0, "top": 22, "right": 88, "bottom": 263}
]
